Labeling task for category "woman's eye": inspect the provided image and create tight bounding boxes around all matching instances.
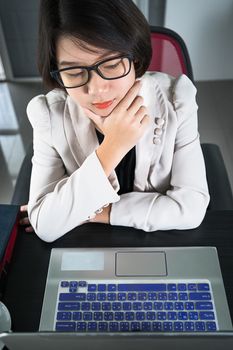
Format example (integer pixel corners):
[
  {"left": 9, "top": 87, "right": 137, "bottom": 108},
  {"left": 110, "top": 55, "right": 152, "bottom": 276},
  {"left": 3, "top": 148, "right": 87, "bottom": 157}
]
[
  {"left": 104, "top": 60, "right": 121, "bottom": 69},
  {"left": 66, "top": 72, "right": 83, "bottom": 77}
]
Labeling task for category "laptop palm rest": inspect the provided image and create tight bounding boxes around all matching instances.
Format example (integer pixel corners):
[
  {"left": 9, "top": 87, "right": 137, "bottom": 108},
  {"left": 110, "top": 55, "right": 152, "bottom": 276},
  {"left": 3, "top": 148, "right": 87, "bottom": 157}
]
[{"left": 116, "top": 252, "right": 167, "bottom": 276}]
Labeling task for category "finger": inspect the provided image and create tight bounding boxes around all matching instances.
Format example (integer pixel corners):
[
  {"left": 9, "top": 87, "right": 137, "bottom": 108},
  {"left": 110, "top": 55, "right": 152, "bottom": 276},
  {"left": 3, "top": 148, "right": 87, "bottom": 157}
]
[
  {"left": 20, "top": 204, "right": 28, "bottom": 212},
  {"left": 134, "top": 106, "right": 148, "bottom": 121},
  {"left": 83, "top": 107, "right": 103, "bottom": 124},
  {"left": 140, "top": 114, "right": 151, "bottom": 128},
  {"left": 116, "top": 80, "right": 142, "bottom": 111},
  {"left": 19, "top": 217, "right": 30, "bottom": 225},
  {"left": 128, "top": 96, "right": 144, "bottom": 116},
  {"left": 25, "top": 226, "right": 34, "bottom": 233}
]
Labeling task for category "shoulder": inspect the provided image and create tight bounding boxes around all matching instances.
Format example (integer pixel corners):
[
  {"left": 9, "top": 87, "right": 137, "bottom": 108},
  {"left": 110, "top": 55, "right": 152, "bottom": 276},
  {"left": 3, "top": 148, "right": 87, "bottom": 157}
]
[
  {"left": 142, "top": 72, "right": 197, "bottom": 115},
  {"left": 26, "top": 89, "right": 68, "bottom": 129}
]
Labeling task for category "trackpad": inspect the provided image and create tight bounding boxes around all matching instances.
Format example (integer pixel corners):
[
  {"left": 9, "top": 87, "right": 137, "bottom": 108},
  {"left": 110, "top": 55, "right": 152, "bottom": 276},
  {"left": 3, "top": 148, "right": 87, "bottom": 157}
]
[{"left": 116, "top": 252, "right": 167, "bottom": 276}]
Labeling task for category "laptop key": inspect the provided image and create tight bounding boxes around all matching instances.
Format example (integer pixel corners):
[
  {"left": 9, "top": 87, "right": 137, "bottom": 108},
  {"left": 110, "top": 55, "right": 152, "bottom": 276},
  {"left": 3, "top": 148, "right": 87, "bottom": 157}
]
[
  {"left": 174, "top": 322, "right": 184, "bottom": 332},
  {"left": 188, "top": 284, "right": 197, "bottom": 291},
  {"left": 198, "top": 283, "right": 210, "bottom": 291},
  {"left": 195, "top": 302, "right": 213, "bottom": 310},
  {"left": 177, "top": 284, "right": 186, "bottom": 291},
  {"left": 60, "top": 281, "right": 69, "bottom": 288},
  {"left": 189, "top": 312, "right": 198, "bottom": 320},
  {"left": 163, "top": 322, "right": 173, "bottom": 331},
  {"left": 91, "top": 302, "right": 101, "bottom": 311},
  {"left": 108, "top": 284, "right": 117, "bottom": 292},
  {"left": 152, "top": 322, "right": 162, "bottom": 331},
  {"left": 195, "top": 322, "right": 206, "bottom": 331},
  {"left": 102, "top": 302, "right": 111, "bottom": 310},
  {"left": 58, "top": 302, "right": 80, "bottom": 311},
  {"left": 185, "top": 302, "right": 194, "bottom": 310},
  {"left": 109, "top": 322, "right": 119, "bottom": 331},
  {"left": 123, "top": 302, "right": 131, "bottom": 310},
  {"left": 131, "top": 322, "right": 140, "bottom": 331},
  {"left": 199, "top": 311, "right": 215, "bottom": 320},
  {"left": 98, "top": 322, "right": 108, "bottom": 331},
  {"left": 73, "top": 312, "right": 82, "bottom": 320},
  {"left": 88, "top": 284, "right": 97, "bottom": 292},
  {"left": 118, "top": 284, "right": 166, "bottom": 292},
  {"left": 142, "top": 322, "right": 151, "bottom": 331},
  {"left": 55, "top": 322, "right": 76, "bottom": 331},
  {"left": 125, "top": 312, "right": 134, "bottom": 321},
  {"left": 146, "top": 311, "right": 156, "bottom": 320},
  {"left": 94, "top": 312, "right": 103, "bottom": 321},
  {"left": 206, "top": 322, "right": 217, "bottom": 331},
  {"left": 76, "top": 322, "right": 86, "bottom": 331},
  {"left": 88, "top": 322, "right": 97, "bottom": 331},
  {"left": 120, "top": 322, "right": 130, "bottom": 331},
  {"left": 184, "top": 322, "right": 195, "bottom": 331},
  {"left": 59, "top": 293, "right": 86, "bottom": 301},
  {"left": 79, "top": 281, "right": 87, "bottom": 287},
  {"left": 189, "top": 292, "right": 211, "bottom": 301},
  {"left": 56, "top": 312, "right": 72, "bottom": 320}
]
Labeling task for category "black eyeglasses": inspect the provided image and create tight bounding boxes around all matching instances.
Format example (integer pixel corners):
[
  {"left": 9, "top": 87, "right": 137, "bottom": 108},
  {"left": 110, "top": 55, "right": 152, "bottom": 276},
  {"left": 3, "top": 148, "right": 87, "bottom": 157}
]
[{"left": 50, "top": 54, "right": 133, "bottom": 89}]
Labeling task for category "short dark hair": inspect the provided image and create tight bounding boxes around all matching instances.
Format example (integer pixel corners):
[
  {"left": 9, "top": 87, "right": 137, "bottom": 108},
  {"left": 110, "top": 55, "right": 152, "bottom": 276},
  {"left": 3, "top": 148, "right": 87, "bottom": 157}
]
[{"left": 38, "top": 0, "right": 152, "bottom": 89}]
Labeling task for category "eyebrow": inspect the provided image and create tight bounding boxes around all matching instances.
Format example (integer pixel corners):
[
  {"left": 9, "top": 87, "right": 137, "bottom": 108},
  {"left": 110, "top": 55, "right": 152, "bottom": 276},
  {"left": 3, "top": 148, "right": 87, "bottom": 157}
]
[
  {"left": 58, "top": 51, "right": 118, "bottom": 68},
  {"left": 59, "top": 61, "right": 82, "bottom": 67}
]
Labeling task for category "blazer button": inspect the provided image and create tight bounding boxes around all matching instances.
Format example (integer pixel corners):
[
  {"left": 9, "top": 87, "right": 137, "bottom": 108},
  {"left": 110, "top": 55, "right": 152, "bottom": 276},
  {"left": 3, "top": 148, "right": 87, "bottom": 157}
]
[
  {"left": 154, "top": 128, "right": 162, "bottom": 136},
  {"left": 155, "top": 117, "right": 164, "bottom": 126},
  {"left": 88, "top": 213, "right": 96, "bottom": 220},
  {"left": 153, "top": 137, "right": 161, "bottom": 145},
  {"left": 95, "top": 208, "right": 103, "bottom": 214}
]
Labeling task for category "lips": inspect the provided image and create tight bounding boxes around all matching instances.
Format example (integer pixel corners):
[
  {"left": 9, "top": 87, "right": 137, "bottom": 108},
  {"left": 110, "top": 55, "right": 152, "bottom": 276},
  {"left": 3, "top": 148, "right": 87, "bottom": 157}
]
[{"left": 92, "top": 100, "right": 114, "bottom": 109}]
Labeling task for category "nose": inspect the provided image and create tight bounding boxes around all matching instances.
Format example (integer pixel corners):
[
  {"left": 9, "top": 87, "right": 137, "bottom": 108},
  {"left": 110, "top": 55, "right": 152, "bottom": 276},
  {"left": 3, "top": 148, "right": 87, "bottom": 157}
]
[{"left": 86, "top": 71, "right": 109, "bottom": 95}]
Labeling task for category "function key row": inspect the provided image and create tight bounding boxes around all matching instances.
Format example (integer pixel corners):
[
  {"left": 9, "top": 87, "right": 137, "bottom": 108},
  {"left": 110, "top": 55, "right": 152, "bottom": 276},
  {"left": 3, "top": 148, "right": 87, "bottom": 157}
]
[{"left": 60, "top": 282, "right": 210, "bottom": 292}]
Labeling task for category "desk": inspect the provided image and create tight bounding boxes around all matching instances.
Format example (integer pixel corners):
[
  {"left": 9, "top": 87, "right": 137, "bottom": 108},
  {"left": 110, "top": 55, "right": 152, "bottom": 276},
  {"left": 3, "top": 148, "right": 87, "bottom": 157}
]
[{"left": 2, "top": 210, "right": 233, "bottom": 331}]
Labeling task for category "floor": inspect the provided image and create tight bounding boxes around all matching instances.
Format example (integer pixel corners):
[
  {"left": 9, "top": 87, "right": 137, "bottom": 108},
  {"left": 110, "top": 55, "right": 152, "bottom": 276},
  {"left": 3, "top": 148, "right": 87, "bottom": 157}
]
[{"left": 0, "top": 79, "right": 233, "bottom": 204}]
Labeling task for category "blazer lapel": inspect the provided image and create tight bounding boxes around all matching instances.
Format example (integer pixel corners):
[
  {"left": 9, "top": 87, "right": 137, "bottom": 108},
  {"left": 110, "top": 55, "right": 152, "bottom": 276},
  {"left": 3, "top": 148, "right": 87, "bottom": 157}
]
[
  {"left": 134, "top": 74, "right": 168, "bottom": 191},
  {"left": 64, "top": 96, "right": 99, "bottom": 166}
]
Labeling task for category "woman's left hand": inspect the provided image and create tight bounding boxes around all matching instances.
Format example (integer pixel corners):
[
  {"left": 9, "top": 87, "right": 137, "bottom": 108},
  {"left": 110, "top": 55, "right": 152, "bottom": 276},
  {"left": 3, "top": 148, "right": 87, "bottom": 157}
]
[
  {"left": 89, "top": 204, "right": 111, "bottom": 224},
  {"left": 19, "top": 205, "right": 34, "bottom": 232}
]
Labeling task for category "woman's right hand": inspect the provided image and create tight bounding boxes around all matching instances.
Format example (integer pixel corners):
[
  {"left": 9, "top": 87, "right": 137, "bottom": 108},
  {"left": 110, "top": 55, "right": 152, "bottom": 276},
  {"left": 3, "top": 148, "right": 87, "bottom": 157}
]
[
  {"left": 84, "top": 80, "right": 150, "bottom": 155},
  {"left": 19, "top": 205, "right": 34, "bottom": 233}
]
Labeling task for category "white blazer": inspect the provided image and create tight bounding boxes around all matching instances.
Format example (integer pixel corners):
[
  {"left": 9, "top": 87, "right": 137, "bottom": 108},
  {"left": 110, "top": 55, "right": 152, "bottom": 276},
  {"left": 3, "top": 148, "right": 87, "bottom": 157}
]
[{"left": 27, "top": 72, "right": 210, "bottom": 242}]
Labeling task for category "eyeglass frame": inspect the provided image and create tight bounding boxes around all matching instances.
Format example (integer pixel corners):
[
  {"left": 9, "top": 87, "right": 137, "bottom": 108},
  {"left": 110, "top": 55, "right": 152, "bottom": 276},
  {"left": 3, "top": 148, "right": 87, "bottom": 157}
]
[{"left": 50, "top": 54, "right": 134, "bottom": 89}]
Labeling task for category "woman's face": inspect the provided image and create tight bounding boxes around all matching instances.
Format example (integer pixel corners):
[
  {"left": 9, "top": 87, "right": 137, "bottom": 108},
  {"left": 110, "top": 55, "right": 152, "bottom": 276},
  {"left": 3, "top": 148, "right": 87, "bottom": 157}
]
[{"left": 56, "top": 36, "right": 136, "bottom": 117}]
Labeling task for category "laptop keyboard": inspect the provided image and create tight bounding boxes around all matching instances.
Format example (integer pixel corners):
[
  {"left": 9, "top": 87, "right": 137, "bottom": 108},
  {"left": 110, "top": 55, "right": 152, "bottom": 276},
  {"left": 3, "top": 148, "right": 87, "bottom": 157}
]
[{"left": 55, "top": 280, "right": 218, "bottom": 332}]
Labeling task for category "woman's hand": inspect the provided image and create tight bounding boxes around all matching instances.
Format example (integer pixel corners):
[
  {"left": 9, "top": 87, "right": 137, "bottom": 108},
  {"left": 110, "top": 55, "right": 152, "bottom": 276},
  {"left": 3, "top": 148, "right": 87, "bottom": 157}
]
[
  {"left": 84, "top": 81, "right": 150, "bottom": 177},
  {"left": 19, "top": 205, "right": 34, "bottom": 232},
  {"left": 83, "top": 80, "right": 150, "bottom": 155},
  {"left": 89, "top": 204, "right": 112, "bottom": 224}
]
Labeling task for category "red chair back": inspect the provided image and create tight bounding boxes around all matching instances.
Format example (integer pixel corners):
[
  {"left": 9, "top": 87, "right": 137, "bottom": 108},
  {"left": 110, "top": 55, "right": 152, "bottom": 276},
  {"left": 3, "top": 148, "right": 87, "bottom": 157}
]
[{"left": 148, "top": 26, "right": 194, "bottom": 81}]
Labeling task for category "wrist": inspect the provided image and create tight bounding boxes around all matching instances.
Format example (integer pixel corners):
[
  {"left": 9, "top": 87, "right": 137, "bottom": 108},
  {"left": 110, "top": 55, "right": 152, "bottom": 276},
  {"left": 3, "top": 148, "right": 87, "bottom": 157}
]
[{"left": 96, "top": 139, "right": 125, "bottom": 177}]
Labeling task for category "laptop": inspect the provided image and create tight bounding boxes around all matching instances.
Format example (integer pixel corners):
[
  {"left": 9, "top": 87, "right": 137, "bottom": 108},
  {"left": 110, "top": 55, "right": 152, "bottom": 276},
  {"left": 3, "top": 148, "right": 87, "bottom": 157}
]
[
  {"left": 0, "top": 247, "right": 232, "bottom": 350},
  {"left": 37, "top": 246, "right": 232, "bottom": 332}
]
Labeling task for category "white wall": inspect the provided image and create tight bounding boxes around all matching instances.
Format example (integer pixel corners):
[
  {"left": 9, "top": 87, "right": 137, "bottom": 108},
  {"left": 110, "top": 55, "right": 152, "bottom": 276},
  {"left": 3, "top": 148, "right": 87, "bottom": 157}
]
[{"left": 165, "top": 0, "right": 233, "bottom": 81}]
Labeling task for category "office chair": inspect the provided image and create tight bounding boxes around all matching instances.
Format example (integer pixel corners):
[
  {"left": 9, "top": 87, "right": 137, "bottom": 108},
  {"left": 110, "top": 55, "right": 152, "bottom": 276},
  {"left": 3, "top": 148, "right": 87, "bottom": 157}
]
[
  {"left": 11, "top": 27, "right": 233, "bottom": 210},
  {"left": 147, "top": 26, "right": 233, "bottom": 210}
]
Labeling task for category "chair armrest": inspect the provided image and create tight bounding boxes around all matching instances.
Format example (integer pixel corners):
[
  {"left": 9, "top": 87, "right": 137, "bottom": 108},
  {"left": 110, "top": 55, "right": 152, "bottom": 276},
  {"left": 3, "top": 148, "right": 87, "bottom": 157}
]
[{"left": 201, "top": 143, "right": 233, "bottom": 210}]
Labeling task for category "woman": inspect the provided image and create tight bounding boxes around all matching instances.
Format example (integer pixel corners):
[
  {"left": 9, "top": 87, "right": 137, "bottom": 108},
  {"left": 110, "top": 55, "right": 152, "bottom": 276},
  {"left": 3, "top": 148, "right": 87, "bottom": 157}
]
[{"left": 20, "top": 0, "right": 209, "bottom": 241}]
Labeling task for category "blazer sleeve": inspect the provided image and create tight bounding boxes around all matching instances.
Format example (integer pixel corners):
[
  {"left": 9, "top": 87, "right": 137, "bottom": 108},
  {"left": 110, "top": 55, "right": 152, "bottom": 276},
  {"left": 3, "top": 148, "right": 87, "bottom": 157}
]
[
  {"left": 110, "top": 75, "right": 210, "bottom": 231},
  {"left": 27, "top": 95, "right": 119, "bottom": 242}
]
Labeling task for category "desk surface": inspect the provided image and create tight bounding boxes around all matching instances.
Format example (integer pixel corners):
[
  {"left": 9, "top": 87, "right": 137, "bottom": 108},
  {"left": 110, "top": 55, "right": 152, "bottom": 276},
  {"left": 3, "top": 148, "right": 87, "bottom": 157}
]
[{"left": 2, "top": 210, "right": 233, "bottom": 331}]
